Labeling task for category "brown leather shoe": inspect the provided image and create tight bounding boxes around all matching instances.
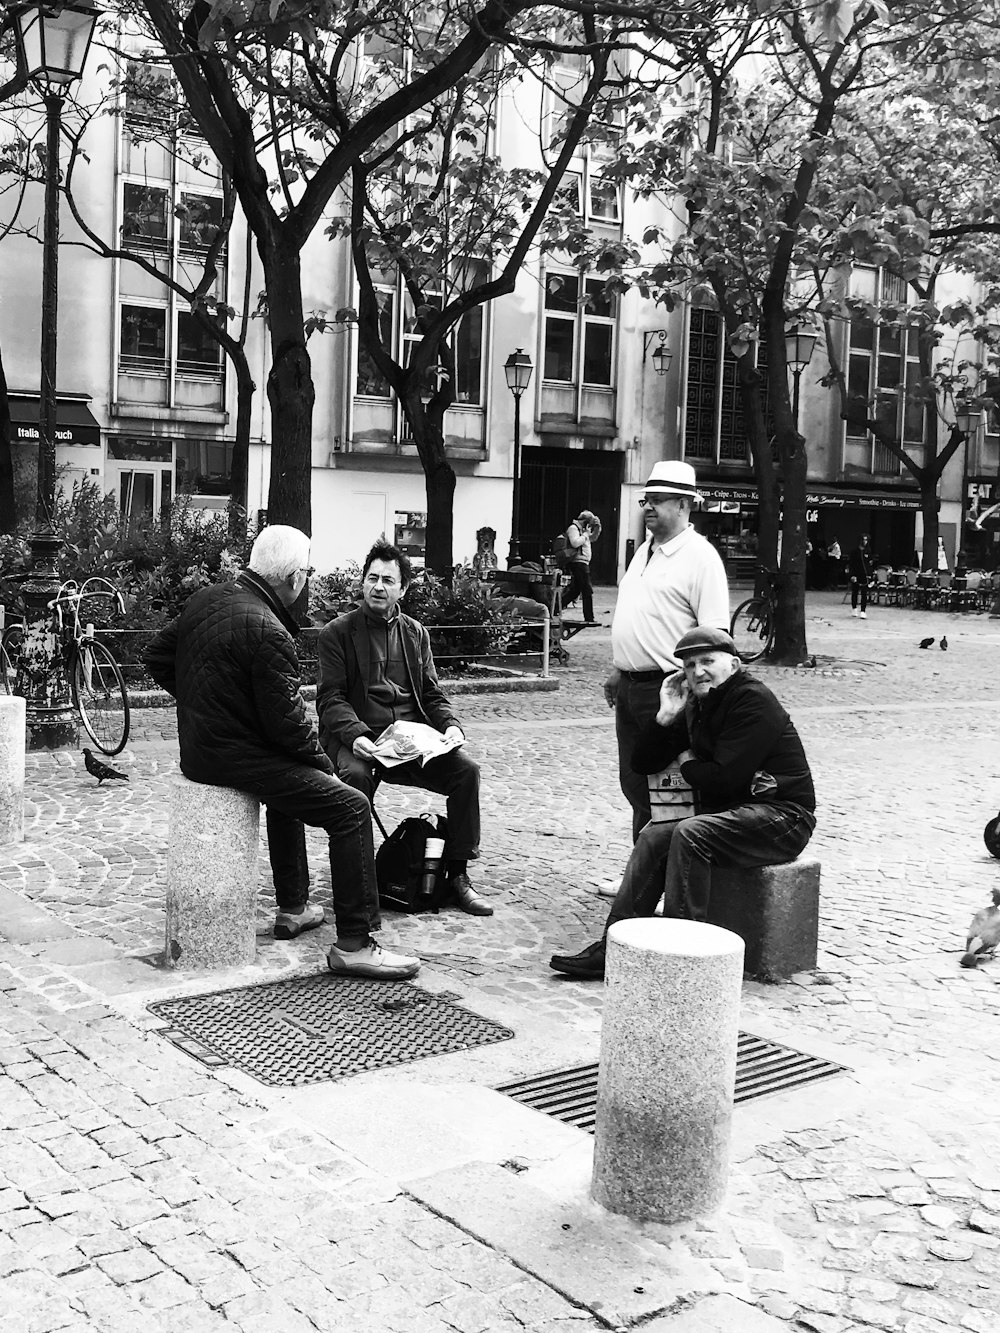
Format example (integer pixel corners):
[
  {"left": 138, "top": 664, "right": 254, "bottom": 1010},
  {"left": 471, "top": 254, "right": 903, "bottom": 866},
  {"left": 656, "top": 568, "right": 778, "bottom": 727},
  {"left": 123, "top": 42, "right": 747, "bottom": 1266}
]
[{"left": 449, "top": 873, "right": 494, "bottom": 916}]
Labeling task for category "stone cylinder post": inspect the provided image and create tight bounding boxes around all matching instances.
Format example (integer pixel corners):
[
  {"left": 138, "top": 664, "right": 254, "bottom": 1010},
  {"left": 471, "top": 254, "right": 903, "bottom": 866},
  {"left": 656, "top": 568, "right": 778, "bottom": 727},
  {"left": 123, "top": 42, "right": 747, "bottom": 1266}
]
[
  {"left": 165, "top": 775, "right": 260, "bottom": 969},
  {"left": 591, "top": 918, "right": 744, "bottom": 1224},
  {"left": 0, "top": 695, "right": 26, "bottom": 845}
]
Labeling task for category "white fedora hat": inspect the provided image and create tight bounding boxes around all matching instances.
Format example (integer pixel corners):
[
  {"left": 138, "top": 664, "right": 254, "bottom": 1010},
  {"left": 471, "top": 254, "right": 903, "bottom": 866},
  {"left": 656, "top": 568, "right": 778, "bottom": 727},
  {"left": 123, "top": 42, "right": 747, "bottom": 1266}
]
[{"left": 644, "top": 460, "right": 702, "bottom": 499}]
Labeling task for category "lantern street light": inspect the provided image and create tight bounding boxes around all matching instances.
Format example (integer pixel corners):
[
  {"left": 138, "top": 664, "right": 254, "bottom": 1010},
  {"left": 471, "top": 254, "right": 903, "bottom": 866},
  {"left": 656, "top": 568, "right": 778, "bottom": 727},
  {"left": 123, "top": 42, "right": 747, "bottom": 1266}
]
[
  {"left": 7, "top": 1, "right": 100, "bottom": 748},
  {"left": 504, "top": 348, "right": 533, "bottom": 567},
  {"left": 642, "top": 329, "right": 673, "bottom": 377},
  {"left": 784, "top": 324, "right": 818, "bottom": 425}
]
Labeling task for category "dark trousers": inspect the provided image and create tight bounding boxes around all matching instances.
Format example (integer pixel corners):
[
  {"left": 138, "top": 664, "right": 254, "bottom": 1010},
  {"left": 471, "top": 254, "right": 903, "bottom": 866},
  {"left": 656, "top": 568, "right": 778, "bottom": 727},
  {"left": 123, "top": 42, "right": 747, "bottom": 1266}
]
[
  {"left": 232, "top": 762, "right": 380, "bottom": 938},
  {"left": 564, "top": 561, "right": 594, "bottom": 622},
  {"left": 605, "top": 802, "right": 816, "bottom": 929},
  {"left": 850, "top": 579, "right": 868, "bottom": 611},
  {"left": 334, "top": 745, "right": 481, "bottom": 861},
  {"left": 614, "top": 674, "right": 664, "bottom": 841}
]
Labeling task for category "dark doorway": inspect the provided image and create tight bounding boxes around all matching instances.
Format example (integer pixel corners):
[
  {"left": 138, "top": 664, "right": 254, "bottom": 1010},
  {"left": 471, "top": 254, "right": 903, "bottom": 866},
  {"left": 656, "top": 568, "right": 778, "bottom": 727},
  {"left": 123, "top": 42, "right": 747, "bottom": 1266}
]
[{"left": 520, "top": 446, "right": 623, "bottom": 584}]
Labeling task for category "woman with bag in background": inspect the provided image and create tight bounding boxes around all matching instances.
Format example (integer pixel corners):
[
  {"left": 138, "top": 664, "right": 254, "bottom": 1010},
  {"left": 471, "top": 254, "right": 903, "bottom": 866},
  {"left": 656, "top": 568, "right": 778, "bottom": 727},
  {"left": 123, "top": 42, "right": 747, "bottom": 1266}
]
[{"left": 562, "top": 510, "right": 601, "bottom": 624}]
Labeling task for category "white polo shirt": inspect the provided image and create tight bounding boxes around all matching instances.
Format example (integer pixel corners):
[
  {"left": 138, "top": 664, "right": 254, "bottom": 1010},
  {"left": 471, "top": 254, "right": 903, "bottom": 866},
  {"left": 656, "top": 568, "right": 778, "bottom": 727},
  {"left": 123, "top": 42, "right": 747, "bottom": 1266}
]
[{"left": 612, "top": 525, "right": 730, "bottom": 672}]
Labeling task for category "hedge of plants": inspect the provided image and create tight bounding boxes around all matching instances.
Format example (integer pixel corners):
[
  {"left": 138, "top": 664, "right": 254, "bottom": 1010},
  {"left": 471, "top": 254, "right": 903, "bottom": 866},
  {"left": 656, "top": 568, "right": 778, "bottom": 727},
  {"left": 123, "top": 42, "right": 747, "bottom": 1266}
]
[{"left": 0, "top": 481, "right": 519, "bottom": 682}]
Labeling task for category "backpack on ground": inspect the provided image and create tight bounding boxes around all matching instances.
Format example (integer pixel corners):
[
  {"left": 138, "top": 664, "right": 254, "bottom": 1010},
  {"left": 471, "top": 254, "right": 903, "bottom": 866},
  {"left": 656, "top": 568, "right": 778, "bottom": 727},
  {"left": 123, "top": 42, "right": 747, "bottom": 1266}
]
[{"left": 375, "top": 814, "right": 449, "bottom": 913}]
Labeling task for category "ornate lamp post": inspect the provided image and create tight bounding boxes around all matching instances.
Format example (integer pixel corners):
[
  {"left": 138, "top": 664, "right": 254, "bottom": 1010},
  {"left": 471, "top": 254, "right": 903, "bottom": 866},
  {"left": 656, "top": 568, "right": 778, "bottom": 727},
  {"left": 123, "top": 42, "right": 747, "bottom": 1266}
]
[
  {"left": 784, "top": 324, "right": 818, "bottom": 424},
  {"left": 8, "top": 2, "right": 100, "bottom": 748},
  {"left": 504, "top": 348, "right": 533, "bottom": 567}
]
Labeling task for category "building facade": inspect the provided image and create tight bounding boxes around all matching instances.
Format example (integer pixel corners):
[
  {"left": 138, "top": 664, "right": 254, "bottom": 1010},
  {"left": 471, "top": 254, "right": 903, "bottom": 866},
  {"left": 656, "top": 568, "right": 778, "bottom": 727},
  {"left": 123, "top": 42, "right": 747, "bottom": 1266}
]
[{"left": 2, "top": 49, "right": 996, "bottom": 581}]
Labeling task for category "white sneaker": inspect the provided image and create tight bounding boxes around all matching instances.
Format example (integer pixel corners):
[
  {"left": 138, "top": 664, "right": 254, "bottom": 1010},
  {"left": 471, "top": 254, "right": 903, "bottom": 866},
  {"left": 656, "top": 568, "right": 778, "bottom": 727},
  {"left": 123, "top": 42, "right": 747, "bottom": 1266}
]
[
  {"left": 327, "top": 938, "right": 420, "bottom": 980},
  {"left": 859, "top": 611, "right": 867, "bottom": 619},
  {"left": 851, "top": 608, "right": 860, "bottom": 617}
]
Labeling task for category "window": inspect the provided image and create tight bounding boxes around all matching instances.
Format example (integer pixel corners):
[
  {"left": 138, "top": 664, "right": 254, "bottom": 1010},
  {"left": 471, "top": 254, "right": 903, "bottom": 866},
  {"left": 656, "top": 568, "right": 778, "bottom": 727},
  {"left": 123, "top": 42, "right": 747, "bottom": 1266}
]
[
  {"left": 177, "top": 312, "right": 223, "bottom": 375},
  {"left": 120, "top": 306, "right": 167, "bottom": 372},
  {"left": 589, "top": 175, "right": 620, "bottom": 223},
  {"left": 684, "top": 308, "right": 771, "bottom": 464},
  {"left": 543, "top": 272, "right": 616, "bottom": 386},
  {"left": 354, "top": 265, "right": 486, "bottom": 407},
  {"left": 122, "top": 183, "right": 168, "bottom": 248},
  {"left": 846, "top": 268, "right": 921, "bottom": 473},
  {"left": 176, "top": 438, "right": 233, "bottom": 495},
  {"left": 178, "top": 193, "right": 224, "bottom": 251}
]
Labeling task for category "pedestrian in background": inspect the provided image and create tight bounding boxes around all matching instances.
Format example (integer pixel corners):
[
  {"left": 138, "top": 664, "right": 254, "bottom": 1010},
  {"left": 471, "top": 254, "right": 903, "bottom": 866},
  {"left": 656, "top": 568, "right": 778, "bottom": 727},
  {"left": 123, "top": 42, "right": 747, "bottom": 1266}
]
[
  {"left": 848, "top": 534, "right": 872, "bottom": 618},
  {"left": 605, "top": 461, "right": 730, "bottom": 841},
  {"left": 562, "top": 510, "right": 601, "bottom": 624}
]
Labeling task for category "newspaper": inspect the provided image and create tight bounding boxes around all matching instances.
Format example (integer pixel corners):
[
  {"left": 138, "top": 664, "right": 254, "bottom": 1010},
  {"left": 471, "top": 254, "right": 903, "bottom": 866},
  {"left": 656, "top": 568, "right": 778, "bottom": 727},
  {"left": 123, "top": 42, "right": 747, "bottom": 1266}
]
[{"left": 370, "top": 721, "right": 462, "bottom": 768}]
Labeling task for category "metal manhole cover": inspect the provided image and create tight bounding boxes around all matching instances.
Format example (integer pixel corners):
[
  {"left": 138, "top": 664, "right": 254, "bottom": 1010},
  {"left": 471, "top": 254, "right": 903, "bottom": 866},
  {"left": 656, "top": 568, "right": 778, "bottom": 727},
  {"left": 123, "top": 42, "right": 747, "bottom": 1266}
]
[
  {"left": 496, "top": 1032, "right": 846, "bottom": 1132},
  {"left": 148, "top": 974, "right": 514, "bottom": 1086}
]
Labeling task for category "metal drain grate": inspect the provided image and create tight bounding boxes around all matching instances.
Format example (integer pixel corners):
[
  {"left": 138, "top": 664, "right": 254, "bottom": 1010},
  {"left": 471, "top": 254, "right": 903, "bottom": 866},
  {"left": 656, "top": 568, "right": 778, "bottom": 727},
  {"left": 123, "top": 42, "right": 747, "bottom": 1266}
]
[
  {"left": 149, "top": 973, "right": 513, "bottom": 1086},
  {"left": 496, "top": 1032, "right": 846, "bottom": 1132}
]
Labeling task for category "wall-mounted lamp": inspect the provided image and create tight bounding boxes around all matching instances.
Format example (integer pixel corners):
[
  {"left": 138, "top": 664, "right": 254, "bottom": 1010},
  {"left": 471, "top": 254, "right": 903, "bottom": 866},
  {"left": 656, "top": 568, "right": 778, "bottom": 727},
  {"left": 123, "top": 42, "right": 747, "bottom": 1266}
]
[{"left": 642, "top": 329, "right": 672, "bottom": 377}]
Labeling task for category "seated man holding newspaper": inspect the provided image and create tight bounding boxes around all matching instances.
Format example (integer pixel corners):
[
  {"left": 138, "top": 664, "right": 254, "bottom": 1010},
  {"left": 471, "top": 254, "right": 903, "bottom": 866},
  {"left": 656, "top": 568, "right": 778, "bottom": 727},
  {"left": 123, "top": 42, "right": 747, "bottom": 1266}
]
[
  {"left": 549, "top": 626, "right": 815, "bottom": 979},
  {"left": 316, "top": 538, "right": 492, "bottom": 917}
]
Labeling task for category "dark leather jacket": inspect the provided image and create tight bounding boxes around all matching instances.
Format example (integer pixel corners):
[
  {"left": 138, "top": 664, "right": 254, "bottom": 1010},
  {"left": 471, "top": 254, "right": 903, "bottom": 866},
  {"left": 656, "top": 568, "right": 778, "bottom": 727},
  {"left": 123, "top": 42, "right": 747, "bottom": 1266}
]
[
  {"left": 144, "top": 571, "right": 334, "bottom": 784},
  {"left": 316, "top": 606, "right": 461, "bottom": 753},
  {"left": 632, "top": 669, "right": 815, "bottom": 814}
]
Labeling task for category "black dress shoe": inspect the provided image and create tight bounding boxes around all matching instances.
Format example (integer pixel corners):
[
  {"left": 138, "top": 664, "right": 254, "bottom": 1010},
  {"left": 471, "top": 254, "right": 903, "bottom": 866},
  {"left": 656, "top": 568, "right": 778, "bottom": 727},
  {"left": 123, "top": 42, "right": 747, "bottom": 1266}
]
[
  {"left": 449, "top": 873, "right": 494, "bottom": 916},
  {"left": 549, "top": 939, "right": 606, "bottom": 978}
]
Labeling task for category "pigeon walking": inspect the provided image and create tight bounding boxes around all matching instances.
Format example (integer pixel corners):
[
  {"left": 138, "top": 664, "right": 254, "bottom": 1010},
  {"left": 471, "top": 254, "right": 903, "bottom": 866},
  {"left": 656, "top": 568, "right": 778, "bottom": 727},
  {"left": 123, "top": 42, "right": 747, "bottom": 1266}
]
[
  {"left": 940, "top": 635, "right": 948, "bottom": 651},
  {"left": 918, "top": 637, "right": 935, "bottom": 649},
  {"left": 82, "top": 748, "right": 128, "bottom": 786},
  {"left": 960, "top": 888, "right": 1000, "bottom": 968}
]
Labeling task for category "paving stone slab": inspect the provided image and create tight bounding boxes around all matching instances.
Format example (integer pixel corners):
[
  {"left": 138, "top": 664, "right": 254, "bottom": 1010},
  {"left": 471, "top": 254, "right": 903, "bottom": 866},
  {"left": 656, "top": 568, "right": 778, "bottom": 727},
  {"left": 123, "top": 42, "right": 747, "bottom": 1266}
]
[{"left": 407, "top": 1161, "right": 719, "bottom": 1326}]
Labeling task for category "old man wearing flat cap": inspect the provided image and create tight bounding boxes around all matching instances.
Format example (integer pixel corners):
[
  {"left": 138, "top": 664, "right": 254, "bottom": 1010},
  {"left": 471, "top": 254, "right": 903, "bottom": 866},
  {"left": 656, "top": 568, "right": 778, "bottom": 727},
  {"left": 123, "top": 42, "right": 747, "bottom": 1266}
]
[
  {"left": 551, "top": 626, "right": 816, "bottom": 979},
  {"left": 606, "top": 460, "right": 730, "bottom": 840}
]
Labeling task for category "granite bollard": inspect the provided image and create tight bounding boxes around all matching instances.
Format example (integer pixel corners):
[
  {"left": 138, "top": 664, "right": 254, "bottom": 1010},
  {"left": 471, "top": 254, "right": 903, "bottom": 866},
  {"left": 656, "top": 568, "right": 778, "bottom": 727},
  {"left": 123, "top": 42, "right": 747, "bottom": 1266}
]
[
  {"left": 591, "top": 918, "right": 744, "bottom": 1224},
  {"left": 0, "top": 695, "right": 25, "bottom": 845},
  {"left": 706, "top": 857, "right": 820, "bottom": 981},
  {"left": 165, "top": 775, "right": 260, "bottom": 969}
]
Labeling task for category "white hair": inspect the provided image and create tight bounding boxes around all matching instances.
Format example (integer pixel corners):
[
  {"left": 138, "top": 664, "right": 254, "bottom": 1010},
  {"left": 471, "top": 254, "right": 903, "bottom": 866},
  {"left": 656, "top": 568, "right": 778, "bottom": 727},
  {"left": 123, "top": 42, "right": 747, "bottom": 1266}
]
[{"left": 248, "top": 525, "right": 310, "bottom": 582}]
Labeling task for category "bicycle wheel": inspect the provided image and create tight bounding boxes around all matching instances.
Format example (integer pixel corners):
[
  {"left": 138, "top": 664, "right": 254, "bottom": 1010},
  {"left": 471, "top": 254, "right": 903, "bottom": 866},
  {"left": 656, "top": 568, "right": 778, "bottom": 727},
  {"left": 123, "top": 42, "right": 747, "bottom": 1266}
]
[
  {"left": 71, "top": 639, "right": 130, "bottom": 755},
  {"left": 0, "top": 624, "right": 23, "bottom": 694},
  {"left": 730, "top": 598, "right": 772, "bottom": 663}
]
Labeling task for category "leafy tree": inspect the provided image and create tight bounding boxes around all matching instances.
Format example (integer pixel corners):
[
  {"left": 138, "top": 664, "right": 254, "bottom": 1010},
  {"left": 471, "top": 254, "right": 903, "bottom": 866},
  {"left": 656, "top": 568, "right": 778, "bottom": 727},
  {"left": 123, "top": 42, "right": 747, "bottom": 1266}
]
[{"left": 608, "top": 0, "right": 980, "bottom": 661}]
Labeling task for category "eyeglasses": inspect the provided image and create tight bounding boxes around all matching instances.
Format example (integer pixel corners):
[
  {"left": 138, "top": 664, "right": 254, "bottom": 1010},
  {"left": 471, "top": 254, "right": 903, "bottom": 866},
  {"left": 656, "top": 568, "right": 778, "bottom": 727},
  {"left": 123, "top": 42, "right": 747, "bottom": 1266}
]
[
  {"left": 299, "top": 566, "right": 315, "bottom": 577},
  {"left": 638, "top": 495, "right": 677, "bottom": 508}
]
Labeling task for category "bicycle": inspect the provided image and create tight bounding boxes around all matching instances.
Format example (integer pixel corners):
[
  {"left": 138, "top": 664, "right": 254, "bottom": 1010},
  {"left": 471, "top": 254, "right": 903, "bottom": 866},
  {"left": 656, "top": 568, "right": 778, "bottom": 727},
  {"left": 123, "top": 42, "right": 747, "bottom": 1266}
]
[
  {"left": 730, "top": 568, "right": 779, "bottom": 663},
  {"left": 1, "top": 577, "right": 131, "bottom": 755}
]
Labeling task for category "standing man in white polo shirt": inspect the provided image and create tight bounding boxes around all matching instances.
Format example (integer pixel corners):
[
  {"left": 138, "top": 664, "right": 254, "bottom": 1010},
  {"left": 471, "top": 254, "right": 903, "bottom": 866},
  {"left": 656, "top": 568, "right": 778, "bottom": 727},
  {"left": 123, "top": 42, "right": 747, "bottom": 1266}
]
[{"left": 605, "top": 460, "right": 730, "bottom": 839}]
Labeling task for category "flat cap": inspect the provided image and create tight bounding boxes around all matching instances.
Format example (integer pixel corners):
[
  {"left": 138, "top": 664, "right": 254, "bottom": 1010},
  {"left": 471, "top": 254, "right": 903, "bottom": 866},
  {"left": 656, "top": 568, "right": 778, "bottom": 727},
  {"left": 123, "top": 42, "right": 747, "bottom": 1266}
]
[{"left": 674, "top": 626, "right": 739, "bottom": 659}]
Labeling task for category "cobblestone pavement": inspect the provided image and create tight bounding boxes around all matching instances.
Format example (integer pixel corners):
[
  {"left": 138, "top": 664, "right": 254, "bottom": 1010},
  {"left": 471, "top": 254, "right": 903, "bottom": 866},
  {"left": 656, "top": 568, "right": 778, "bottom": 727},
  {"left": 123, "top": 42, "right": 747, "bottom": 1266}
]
[{"left": 2, "top": 588, "right": 1000, "bottom": 1331}]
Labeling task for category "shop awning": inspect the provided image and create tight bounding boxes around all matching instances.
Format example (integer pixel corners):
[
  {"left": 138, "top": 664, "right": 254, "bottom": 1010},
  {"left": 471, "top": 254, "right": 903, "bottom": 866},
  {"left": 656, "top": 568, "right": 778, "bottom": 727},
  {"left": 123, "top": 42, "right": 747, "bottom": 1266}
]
[
  {"left": 698, "top": 480, "right": 921, "bottom": 511},
  {"left": 6, "top": 394, "right": 101, "bottom": 448}
]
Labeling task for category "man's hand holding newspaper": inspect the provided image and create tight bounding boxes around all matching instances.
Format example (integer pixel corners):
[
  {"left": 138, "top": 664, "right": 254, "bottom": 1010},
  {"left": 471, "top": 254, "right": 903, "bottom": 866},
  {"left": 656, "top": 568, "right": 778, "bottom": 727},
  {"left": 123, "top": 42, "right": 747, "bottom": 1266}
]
[{"left": 370, "top": 721, "right": 464, "bottom": 768}]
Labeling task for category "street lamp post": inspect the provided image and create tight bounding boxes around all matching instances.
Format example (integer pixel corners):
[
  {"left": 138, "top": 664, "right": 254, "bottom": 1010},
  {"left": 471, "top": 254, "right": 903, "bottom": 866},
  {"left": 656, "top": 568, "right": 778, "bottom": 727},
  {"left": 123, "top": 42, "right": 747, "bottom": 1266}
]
[
  {"left": 8, "top": 2, "right": 99, "bottom": 749},
  {"left": 784, "top": 324, "right": 818, "bottom": 425},
  {"left": 955, "top": 400, "right": 982, "bottom": 568},
  {"left": 504, "top": 348, "right": 533, "bottom": 567}
]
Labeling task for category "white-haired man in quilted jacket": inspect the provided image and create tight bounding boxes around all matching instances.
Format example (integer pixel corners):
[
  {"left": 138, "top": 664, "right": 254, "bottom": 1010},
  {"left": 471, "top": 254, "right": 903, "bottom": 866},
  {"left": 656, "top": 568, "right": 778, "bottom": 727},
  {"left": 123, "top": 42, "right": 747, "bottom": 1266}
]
[{"left": 145, "top": 525, "right": 419, "bottom": 981}]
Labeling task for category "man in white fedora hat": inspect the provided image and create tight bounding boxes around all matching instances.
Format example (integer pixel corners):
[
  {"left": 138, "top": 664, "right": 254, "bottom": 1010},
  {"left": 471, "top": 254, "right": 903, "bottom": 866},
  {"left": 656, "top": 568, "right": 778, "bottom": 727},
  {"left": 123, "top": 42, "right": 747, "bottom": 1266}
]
[{"left": 604, "top": 460, "right": 730, "bottom": 840}]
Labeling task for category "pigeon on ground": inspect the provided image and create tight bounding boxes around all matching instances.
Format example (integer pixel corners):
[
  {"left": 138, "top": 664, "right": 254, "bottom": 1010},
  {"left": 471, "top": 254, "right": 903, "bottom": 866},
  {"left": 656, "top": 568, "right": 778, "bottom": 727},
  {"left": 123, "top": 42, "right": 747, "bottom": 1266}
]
[
  {"left": 919, "top": 637, "right": 935, "bottom": 649},
  {"left": 82, "top": 748, "right": 128, "bottom": 786},
  {"left": 940, "top": 635, "right": 948, "bottom": 651},
  {"left": 960, "top": 888, "right": 1000, "bottom": 968}
]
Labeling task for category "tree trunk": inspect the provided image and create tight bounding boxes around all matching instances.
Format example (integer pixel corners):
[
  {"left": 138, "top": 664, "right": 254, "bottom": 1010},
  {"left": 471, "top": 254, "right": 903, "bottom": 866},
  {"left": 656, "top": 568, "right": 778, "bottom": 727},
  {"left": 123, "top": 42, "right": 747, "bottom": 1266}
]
[
  {"left": 919, "top": 477, "right": 939, "bottom": 572},
  {"left": 761, "top": 290, "right": 808, "bottom": 664},
  {"left": 735, "top": 351, "right": 779, "bottom": 584},
  {"left": 227, "top": 352, "right": 254, "bottom": 544},
  {"left": 404, "top": 395, "right": 456, "bottom": 574},
  {"left": 262, "top": 237, "right": 313, "bottom": 533},
  {"left": 773, "top": 433, "right": 809, "bottom": 663},
  {"left": 0, "top": 350, "right": 16, "bottom": 533}
]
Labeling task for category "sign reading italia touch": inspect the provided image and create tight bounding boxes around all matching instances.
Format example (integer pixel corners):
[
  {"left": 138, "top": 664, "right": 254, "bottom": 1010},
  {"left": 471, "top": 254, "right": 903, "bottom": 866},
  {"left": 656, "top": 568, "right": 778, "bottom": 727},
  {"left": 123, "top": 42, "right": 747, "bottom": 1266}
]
[{"left": 7, "top": 396, "right": 101, "bottom": 449}]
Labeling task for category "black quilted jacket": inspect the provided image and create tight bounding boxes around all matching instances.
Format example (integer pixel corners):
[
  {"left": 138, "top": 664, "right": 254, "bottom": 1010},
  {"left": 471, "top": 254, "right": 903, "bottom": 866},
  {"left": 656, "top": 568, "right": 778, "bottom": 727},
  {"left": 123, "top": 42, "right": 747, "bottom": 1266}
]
[{"left": 144, "top": 571, "right": 335, "bottom": 784}]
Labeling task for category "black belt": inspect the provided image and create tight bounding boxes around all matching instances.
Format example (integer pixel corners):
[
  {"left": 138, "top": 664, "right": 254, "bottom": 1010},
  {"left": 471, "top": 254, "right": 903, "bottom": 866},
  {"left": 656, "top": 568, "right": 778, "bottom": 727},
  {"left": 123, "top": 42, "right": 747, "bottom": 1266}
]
[{"left": 618, "top": 668, "right": 665, "bottom": 682}]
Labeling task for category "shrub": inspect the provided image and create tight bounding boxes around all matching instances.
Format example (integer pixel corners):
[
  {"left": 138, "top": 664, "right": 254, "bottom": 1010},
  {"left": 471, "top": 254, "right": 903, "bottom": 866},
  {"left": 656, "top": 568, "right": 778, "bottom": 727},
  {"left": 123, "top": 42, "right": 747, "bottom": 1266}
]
[{"left": 401, "top": 571, "right": 512, "bottom": 672}]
